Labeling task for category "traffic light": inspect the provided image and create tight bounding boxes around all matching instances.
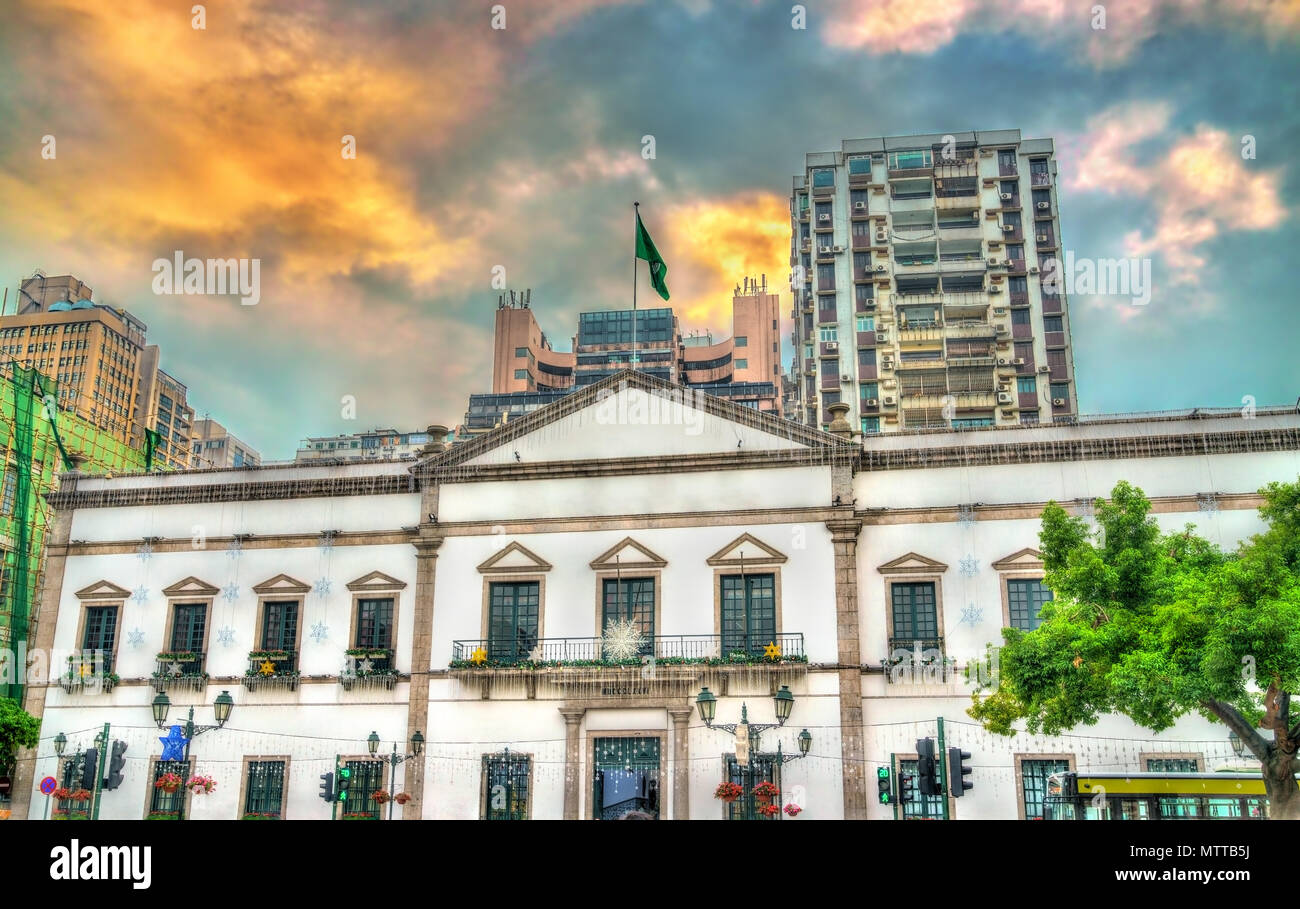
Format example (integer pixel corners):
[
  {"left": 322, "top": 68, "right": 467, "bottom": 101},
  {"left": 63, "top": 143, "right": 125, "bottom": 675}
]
[
  {"left": 916, "top": 737, "right": 939, "bottom": 796},
  {"left": 104, "top": 740, "right": 127, "bottom": 790},
  {"left": 318, "top": 772, "right": 334, "bottom": 802},
  {"left": 336, "top": 765, "right": 352, "bottom": 804},
  {"left": 80, "top": 747, "right": 99, "bottom": 791},
  {"left": 897, "top": 770, "right": 915, "bottom": 803},
  {"left": 948, "top": 747, "right": 974, "bottom": 797},
  {"left": 877, "top": 766, "right": 892, "bottom": 804}
]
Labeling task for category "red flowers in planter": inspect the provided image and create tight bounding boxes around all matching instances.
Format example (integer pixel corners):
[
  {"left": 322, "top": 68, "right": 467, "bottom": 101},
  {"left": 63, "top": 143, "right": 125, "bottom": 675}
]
[
  {"left": 752, "top": 781, "right": 780, "bottom": 802},
  {"left": 783, "top": 803, "right": 803, "bottom": 817},
  {"left": 154, "top": 773, "right": 182, "bottom": 793},
  {"left": 187, "top": 775, "right": 217, "bottom": 795},
  {"left": 758, "top": 803, "right": 780, "bottom": 817},
  {"left": 714, "top": 782, "right": 744, "bottom": 802}
]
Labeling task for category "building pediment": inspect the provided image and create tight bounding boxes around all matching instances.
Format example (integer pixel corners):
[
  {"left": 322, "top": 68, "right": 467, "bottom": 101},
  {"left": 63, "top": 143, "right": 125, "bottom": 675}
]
[
  {"left": 877, "top": 552, "right": 949, "bottom": 574},
  {"left": 991, "top": 548, "right": 1045, "bottom": 571},
  {"left": 477, "top": 541, "right": 553, "bottom": 575},
  {"left": 589, "top": 537, "right": 668, "bottom": 570},
  {"left": 74, "top": 580, "right": 132, "bottom": 601},
  {"left": 706, "top": 533, "right": 788, "bottom": 567},
  {"left": 251, "top": 573, "right": 312, "bottom": 595},
  {"left": 346, "top": 570, "right": 409, "bottom": 591},
  {"left": 161, "top": 576, "right": 220, "bottom": 598}
]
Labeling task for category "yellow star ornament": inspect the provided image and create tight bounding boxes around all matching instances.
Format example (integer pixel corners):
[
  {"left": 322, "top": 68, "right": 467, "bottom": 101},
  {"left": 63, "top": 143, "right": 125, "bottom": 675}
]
[
  {"left": 259, "top": 660, "right": 276, "bottom": 676},
  {"left": 470, "top": 647, "right": 488, "bottom": 666},
  {"left": 79, "top": 663, "right": 93, "bottom": 678},
  {"left": 763, "top": 641, "right": 782, "bottom": 661}
]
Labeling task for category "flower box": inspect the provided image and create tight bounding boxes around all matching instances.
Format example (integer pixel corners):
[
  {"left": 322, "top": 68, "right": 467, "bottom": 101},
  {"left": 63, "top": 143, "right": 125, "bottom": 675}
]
[
  {"left": 242, "top": 671, "right": 300, "bottom": 692},
  {"left": 339, "top": 669, "right": 399, "bottom": 691},
  {"left": 59, "top": 673, "right": 119, "bottom": 693},
  {"left": 248, "top": 650, "right": 290, "bottom": 661},
  {"left": 341, "top": 812, "right": 378, "bottom": 820},
  {"left": 241, "top": 812, "right": 280, "bottom": 820},
  {"left": 714, "top": 782, "right": 744, "bottom": 803},
  {"left": 51, "top": 810, "right": 89, "bottom": 820},
  {"left": 147, "top": 811, "right": 180, "bottom": 820}
]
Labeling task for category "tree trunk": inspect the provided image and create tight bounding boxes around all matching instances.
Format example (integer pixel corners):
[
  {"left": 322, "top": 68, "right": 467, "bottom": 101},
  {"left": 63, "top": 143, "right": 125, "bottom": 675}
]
[{"left": 1262, "top": 752, "right": 1300, "bottom": 820}]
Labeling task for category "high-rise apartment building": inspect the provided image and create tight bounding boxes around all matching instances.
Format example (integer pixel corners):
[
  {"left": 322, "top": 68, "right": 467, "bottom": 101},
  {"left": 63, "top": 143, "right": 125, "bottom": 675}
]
[
  {"left": 790, "top": 130, "right": 1079, "bottom": 434},
  {"left": 190, "top": 418, "right": 261, "bottom": 468},
  {"left": 295, "top": 427, "right": 445, "bottom": 462},
  {"left": 137, "top": 346, "right": 196, "bottom": 471}
]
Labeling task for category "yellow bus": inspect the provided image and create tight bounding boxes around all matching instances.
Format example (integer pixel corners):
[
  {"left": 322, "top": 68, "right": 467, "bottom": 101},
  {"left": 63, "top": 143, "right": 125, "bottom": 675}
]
[{"left": 1044, "top": 771, "right": 1271, "bottom": 820}]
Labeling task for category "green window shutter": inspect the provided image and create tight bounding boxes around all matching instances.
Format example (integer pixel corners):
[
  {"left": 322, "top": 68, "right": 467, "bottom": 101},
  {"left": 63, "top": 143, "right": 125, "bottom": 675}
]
[
  {"left": 601, "top": 578, "right": 654, "bottom": 652},
  {"left": 487, "top": 582, "right": 539, "bottom": 661}
]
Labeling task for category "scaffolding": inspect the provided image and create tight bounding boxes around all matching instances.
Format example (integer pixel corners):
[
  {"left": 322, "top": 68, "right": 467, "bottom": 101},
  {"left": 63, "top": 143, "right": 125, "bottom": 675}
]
[{"left": 0, "top": 361, "right": 147, "bottom": 702}]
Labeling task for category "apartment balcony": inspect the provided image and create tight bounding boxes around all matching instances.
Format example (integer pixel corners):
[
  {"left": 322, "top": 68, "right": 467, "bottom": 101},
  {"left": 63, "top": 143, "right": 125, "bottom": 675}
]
[
  {"left": 1031, "top": 172, "right": 1052, "bottom": 187},
  {"left": 1006, "top": 257, "right": 1027, "bottom": 272},
  {"left": 999, "top": 161, "right": 1018, "bottom": 177},
  {"left": 1009, "top": 290, "right": 1029, "bottom": 306},
  {"left": 818, "top": 307, "right": 838, "bottom": 323},
  {"left": 851, "top": 234, "right": 872, "bottom": 251},
  {"left": 848, "top": 169, "right": 873, "bottom": 187},
  {"left": 895, "top": 356, "right": 946, "bottom": 370},
  {"left": 935, "top": 224, "right": 982, "bottom": 242},
  {"left": 944, "top": 354, "right": 996, "bottom": 368},
  {"left": 897, "top": 325, "right": 944, "bottom": 342},
  {"left": 59, "top": 653, "right": 118, "bottom": 694},
  {"left": 889, "top": 193, "right": 935, "bottom": 212},
  {"left": 850, "top": 203, "right": 871, "bottom": 220},
  {"left": 945, "top": 320, "right": 997, "bottom": 339},
  {"left": 883, "top": 637, "right": 956, "bottom": 684},
  {"left": 934, "top": 159, "right": 978, "bottom": 178},
  {"left": 1012, "top": 321, "right": 1033, "bottom": 340},
  {"left": 1046, "top": 331, "right": 1066, "bottom": 348},
  {"left": 152, "top": 652, "right": 208, "bottom": 693},
  {"left": 814, "top": 214, "right": 834, "bottom": 232},
  {"left": 819, "top": 341, "right": 840, "bottom": 358},
  {"left": 340, "top": 648, "right": 398, "bottom": 691},
  {"left": 820, "top": 371, "right": 840, "bottom": 391},
  {"left": 888, "top": 165, "right": 934, "bottom": 180},
  {"left": 1033, "top": 201, "right": 1053, "bottom": 219},
  {"left": 1034, "top": 230, "right": 1058, "bottom": 250},
  {"left": 857, "top": 330, "right": 877, "bottom": 348},
  {"left": 942, "top": 296, "right": 990, "bottom": 320},
  {"left": 1041, "top": 293, "right": 1063, "bottom": 314},
  {"left": 242, "top": 650, "right": 300, "bottom": 691}
]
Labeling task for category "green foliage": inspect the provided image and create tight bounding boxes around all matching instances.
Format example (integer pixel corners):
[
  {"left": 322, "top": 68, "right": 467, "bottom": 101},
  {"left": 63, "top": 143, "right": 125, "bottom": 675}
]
[
  {"left": 970, "top": 478, "right": 1300, "bottom": 740},
  {"left": 0, "top": 697, "right": 41, "bottom": 773}
]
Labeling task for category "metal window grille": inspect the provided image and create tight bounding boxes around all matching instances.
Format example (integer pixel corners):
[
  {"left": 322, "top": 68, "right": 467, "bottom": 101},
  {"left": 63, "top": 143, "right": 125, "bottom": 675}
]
[
  {"left": 482, "top": 752, "right": 530, "bottom": 820},
  {"left": 592, "top": 737, "right": 660, "bottom": 820},
  {"left": 244, "top": 761, "right": 286, "bottom": 816},
  {"left": 1022, "top": 759, "right": 1069, "bottom": 820},
  {"left": 898, "top": 759, "right": 945, "bottom": 819},
  {"left": 343, "top": 760, "right": 384, "bottom": 819}
]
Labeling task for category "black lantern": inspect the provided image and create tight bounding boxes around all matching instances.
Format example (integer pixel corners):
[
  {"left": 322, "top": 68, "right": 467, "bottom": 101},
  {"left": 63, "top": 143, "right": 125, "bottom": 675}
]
[
  {"left": 411, "top": 731, "right": 425, "bottom": 755},
  {"left": 213, "top": 690, "right": 234, "bottom": 726},
  {"left": 695, "top": 688, "right": 717, "bottom": 726},
  {"left": 151, "top": 692, "right": 171, "bottom": 726},
  {"left": 53, "top": 732, "right": 67, "bottom": 756},
  {"left": 367, "top": 731, "right": 381, "bottom": 755},
  {"left": 773, "top": 685, "right": 795, "bottom": 726},
  {"left": 798, "top": 728, "right": 812, "bottom": 755},
  {"left": 1228, "top": 731, "right": 1243, "bottom": 758}
]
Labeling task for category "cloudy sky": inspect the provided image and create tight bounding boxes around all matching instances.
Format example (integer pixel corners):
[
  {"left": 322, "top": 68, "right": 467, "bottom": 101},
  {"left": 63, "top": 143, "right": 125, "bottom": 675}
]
[{"left": 1, "top": 0, "right": 1297, "bottom": 458}]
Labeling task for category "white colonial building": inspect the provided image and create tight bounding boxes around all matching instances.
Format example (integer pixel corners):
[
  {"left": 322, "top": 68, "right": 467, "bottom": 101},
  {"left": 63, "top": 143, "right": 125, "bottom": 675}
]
[{"left": 11, "top": 372, "right": 1300, "bottom": 820}]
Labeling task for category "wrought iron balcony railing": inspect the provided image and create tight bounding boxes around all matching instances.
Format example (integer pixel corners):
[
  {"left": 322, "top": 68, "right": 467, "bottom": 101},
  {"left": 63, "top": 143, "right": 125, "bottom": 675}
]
[
  {"left": 882, "top": 637, "right": 956, "bottom": 683},
  {"left": 152, "top": 652, "right": 208, "bottom": 692},
  {"left": 243, "top": 650, "right": 300, "bottom": 691},
  {"left": 450, "top": 633, "right": 806, "bottom": 668}
]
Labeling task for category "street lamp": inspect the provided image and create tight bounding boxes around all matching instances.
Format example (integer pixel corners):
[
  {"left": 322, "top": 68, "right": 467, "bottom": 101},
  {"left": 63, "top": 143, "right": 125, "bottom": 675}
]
[
  {"left": 53, "top": 732, "right": 67, "bottom": 756},
  {"left": 1228, "top": 731, "right": 1244, "bottom": 758},
  {"left": 367, "top": 730, "right": 425, "bottom": 820},
  {"left": 695, "top": 686, "right": 810, "bottom": 819},
  {"left": 152, "top": 690, "right": 234, "bottom": 820}
]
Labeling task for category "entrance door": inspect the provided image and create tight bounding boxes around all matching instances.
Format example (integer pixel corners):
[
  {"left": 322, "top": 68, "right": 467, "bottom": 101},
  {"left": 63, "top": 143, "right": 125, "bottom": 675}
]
[
  {"left": 592, "top": 737, "right": 660, "bottom": 819},
  {"left": 725, "top": 754, "right": 782, "bottom": 820}
]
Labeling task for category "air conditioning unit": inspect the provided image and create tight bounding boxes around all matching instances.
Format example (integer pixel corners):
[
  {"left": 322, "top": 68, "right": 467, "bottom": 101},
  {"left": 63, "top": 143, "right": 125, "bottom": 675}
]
[
  {"left": 997, "top": 357, "right": 1009, "bottom": 365},
  {"left": 825, "top": 341, "right": 839, "bottom": 351},
  {"left": 832, "top": 245, "right": 845, "bottom": 253},
  {"left": 819, "top": 246, "right": 833, "bottom": 255},
  {"left": 882, "top": 358, "right": 895, "bottom": 370},
  {"left": 1038, "top": 365, "right": 1051, "bottom": 373},
  {"left": 1000, "top": 192, "right": 1012, "bottom": 201},
  {"left": 995, "top": 324, "right": 1009, "bottom": 334},
  {"left": 865, "top": 398, "right": 879, "bottom": 407},
  {"left": 1037, "top": 201, "right": 1050, "bottom": 210},
  {"left": 1001, "top": 224, "right": 1015, "bottom": 233},
  {"left": 987, "top": 257, "right": 1000, "bottom": 266},
  {"left": 876, "top": 331, "right": 889, "bottom": 342},
  {"left": 854, "top": 201, "right": 867, "bottom": 211},
  {"left": 988, "top": 286, "right": 1002, "bottom": 294},
  {"left": 1012, "top": 357, "right": 1025, "bottom": 365},
  {"left": 839, "top": 373, "right": 853, "bottom": 383},
  {"left": 1052, "top": 397, "right": 1065, "bottom": 406},
  {"left": 818, "top": 213, "right": 831, "bottom": 222},
  {"left": 883, "top": 395, "right": 897, "bottom": 406},
  {"left": 992, "top": 307, "right": 1008, "bottom": 315},
  {"left": 1036, "top": 235, "right": 1049, "bottom": 243},
  {"left": 882, "top": 378, "right": 897, "bottom": 389},
  {"left": 875, "top": 264, "right": 887, "bottom": 272},
  {"left": 875, "top": 231, "right": 888, "bottom": 241},
  {"left": 997, "top": 392, "right": 1013, "bottom": 404},
  {"left": 1029, "top": 266, "right": 1039, "bottom": 274}
]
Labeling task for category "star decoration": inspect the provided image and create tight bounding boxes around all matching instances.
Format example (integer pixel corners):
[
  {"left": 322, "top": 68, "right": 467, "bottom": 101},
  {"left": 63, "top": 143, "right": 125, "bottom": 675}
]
[
  {"left": 220, "top": 582, "right": 240, "bottom": 603},
  {"left": 130, "top": 585, "right": 149, "bottom": 604},
  {"left": 215, "top": 626, "right": 236, "bottom": 647},
  {"left": 159, "top": 725, "right": 189, "bottom": 762},
  {"left": 1075, "top": 499, "right": 1095, "bottom": 519},
  {"left": 79, "top": 662, "right": 93, "bottom": 678},
  {"left": 313, "top": 577, "right": 333, "bottom": 597},
  {"left": 358, "top": 657, "right": 374, "bottom": 673},
  {"left": 763, "top": 641, "right": 782, "bottom": 661},
  {"left": 601, "top": 618, "right": 646, "bottom": 662},
  {"left": 259, "top": 660, "right": 276, "bottom": 676},
  {"left": 956, "top": 504, "right": 976, "bottom": 528},
  {"left": 125, "top": 628, "right": 146, "bottom": 648},
  {"left": 470, "top": 647, "right": 488, "bottom": 666},
  {"left": 526, "top": 645, "right": 544, "bottom": 663},
  {"left": 168, "top": 661, "right": 183, "bottom": 676},
  {"left": 309, "top": 621, "right": 329, "bottom": 644},
  {"left": 1197, "top": 493, "right": 1219, "bottom": 515},
  {"left": 958, "top": 555, "right": 979, "bottom": 577},
  {"left": 135, "top": 542, "right": 153, "bottom": 561},
  {"left": 959, "top": 603, "right": 983, "bottom": 626}
]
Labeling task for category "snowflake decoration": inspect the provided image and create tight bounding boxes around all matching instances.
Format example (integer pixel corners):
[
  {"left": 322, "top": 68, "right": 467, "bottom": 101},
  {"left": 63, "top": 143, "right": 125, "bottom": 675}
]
[
  {"left": 1074, "top": 498, "right": 1095, "bottom": 519},
  {"left": 341, "top": 658, "right": 356, "bottom": 679},
  {"left": 221, "top": 582, "right": 240, "bottom": 603},
  {"left": 135, "top": 542, "right": 153, "bottom": 562},
  {"left": 959, "top": 603, "right": 984, "bottom": 626},
  {"left": 958, "top": 555, "right": 979, "bottom": 577},
  {"left": 125, "top": 628, "right": 146, "bottom": 648},
  {"left": 1197, "top": 493, "right": 1219, "bottom": 515},
  {"left": 309, "top": 621, "right": 329, "bottom": 644},
  {"left": 215, "top": 626, "right": 236, "bottom": 647},
  {"left": 130, "top": 585, "right": 149, "bottom": 604},
  {"left": 225, "top": 538, "right": 243, "bottom": 559},
  {"left": 600, "top": 618, "right": 645, "bottom": 662},
  {"left": 357, "top": 657, "right": 374, "bottom": 673},
  {"left": 318, "top": 530, "right": 337, "bottom": 551},
  {"left": 956, "top": 504, "right": 976, "bottom": 528},
  {"left": 313, "top": 577, "right": 333, "bottom": 597}
]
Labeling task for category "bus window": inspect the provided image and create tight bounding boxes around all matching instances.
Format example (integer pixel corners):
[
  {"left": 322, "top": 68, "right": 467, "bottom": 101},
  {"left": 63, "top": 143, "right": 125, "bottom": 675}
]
[
  {"left": 1159, "top": 796, "right": 1201, "bottom": 818},
  {"left": 1118, "top": 798, "right": 1150, "bottom": 820},
  {"left": 1206, "top": 798, "right": 1241, "bottom": 818}
]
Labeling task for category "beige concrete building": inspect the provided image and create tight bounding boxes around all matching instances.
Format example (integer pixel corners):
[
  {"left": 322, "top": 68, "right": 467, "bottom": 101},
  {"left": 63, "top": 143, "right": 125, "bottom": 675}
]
[{"left": 190, "top": 418, "right": 260, "bottom": 469}]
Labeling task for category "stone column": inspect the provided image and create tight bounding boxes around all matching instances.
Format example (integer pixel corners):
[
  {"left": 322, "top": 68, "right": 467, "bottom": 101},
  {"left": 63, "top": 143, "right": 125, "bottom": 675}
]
[
  {"left": 827, "top": 516, "right": 867, "bottom": 820},
  {"left": 668, "top": 706, "right": 693, "bottom": 820},
  {"left": 560, "top": 709, "right": 584, "bottom": 820},
  {"left": 11, "top": 504, "right": 74, "bottom": 819},
  {"left": 403, "top": 514, "right": 443, "bottom": 819}
]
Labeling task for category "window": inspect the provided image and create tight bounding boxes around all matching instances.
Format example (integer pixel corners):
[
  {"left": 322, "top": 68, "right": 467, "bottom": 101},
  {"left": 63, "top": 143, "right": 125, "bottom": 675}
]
[
  {"left": 483, "top": 752, "right": 531, "bottom": 820},
  {"left": 1, "top": 470, "right": 14, "bottom": 516},
  {"left": 355, "top": 597, "right": 394, "bottom": 652},
  {"left": 1147, "top": 758, "right": 1198, "bottom": 773},
  {"left": 812, "top": 169, "right": 834, "bottom": 187},
  {"left": 1011, "top": 308, "right": 1031, "bottom": 325},
  {"left": 243, "top": 760, "right": 286, "bottom": 818},
  {"left": 1044, "top": 315, "right": 1063, "bottom": 333},
  {"left": 82, "top": 605, "right": 118, "bottom": 673},
  {"left": 488, "top": 581, "right": 540, "bottom": 661},
  {"left": 601, "top": 578, "right": 654, "bottom": 653},
  {"left": 858, "top": 348, "right": 876, "bottom": 367},
  {"left": 724, "top": 753, "right": 779, "bottom": 821},
  {"left": 899, "top": 758, "right": 945, "bottom": 819},
  {"left": 1020, "top": 411, "right": 1039, "bottom": 425},
  {"left": 889, "top": 149, "right": 932, "bottom": 170},
  {"left": 169, "top": 603, "right": 206, "bottom": 673},
  {"left": 861, "top": 382, "right": 879, "bottom": 400},
  {"left": 735, "top": 359, "right": 748, "bottom": 369},
  {"left": 856, "top": 315, "right": 874, "bottom": 332},
  {"left": 1007, "top": 578, "right": 1053, "bottom": 631},
  {"left": 1030, "top": 158, "right": 1049, "bottom": 175},
  {"left": 817, "top": 264, "right": 834, "bottom": 288},
  {"left": 260, "top": 600, "right": 299, "bottom": 662},
  {"left": 720, "top": 573, "right": 776, "bottom": 656},
  {"left": 848, "top": 157, "right": 872, "bottom": 175},
  {"left": 861, "top": 417, "right": 880, "bottom": 434},
  {"left": 890, "top": 582, "right": 938, "bottom": 644},
  {"left": 735, "top": 336, "right": 747, "bottom": 347},
  {"left": 1021, "top": 759, "right": 1069, "bottom": 820},
  {"left": 513, "top": 369, "right": 528, "bottom": 380},
  {"left": 150, "top": 760, "right": 190, "bottom": 817},
  {"left": 1016, "top": 377, "right": 1036, "bottom": 394},
  {"left": 818, "top": 326, "right": 838, "bottom": 342},
  {"left": 514, "top": 347, "right": 528, "bottom": 357},
  {"left": 951, "top": 417, "right": 993, "bottom": 428},
  {"left": 1050, "top": 383, "right": 1070, "bottom": 401},
  {"left": 342, "top": 760, "right": 384, "bottom": 819}
]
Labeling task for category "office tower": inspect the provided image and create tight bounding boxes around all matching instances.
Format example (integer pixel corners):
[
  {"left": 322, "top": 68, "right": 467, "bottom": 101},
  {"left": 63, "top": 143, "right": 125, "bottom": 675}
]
[{"left": 190, "top": 418, "right": 261, "bottom": 468}]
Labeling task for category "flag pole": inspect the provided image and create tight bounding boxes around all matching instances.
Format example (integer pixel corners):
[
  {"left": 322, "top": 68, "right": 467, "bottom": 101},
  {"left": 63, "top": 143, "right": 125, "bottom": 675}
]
[{"left": 632, "top": 201, "right": 639, "bottom": 372}]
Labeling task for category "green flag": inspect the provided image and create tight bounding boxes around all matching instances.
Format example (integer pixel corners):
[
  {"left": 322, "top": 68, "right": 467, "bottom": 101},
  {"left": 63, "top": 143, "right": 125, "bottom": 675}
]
[
  {"left": 635, "top": 211, "right": 670, "bottom": 301},
  {"left": 145, "top": 428, "right": 162, "bottom": 472}
]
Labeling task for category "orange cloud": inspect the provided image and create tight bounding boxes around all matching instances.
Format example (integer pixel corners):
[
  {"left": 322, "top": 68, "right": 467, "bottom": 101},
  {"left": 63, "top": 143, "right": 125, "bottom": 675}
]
[{"left": 660, "top": 193, "right": 791, "bottom": 333}]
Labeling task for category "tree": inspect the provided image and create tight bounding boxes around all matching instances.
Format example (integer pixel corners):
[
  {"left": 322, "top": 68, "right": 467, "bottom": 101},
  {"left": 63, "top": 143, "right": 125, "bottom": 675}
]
[
  {"left": 969, "top": 479, "right": 1300, "bottom": 819},
  {"left": 0, "top": 697, "right": 40, "bottom": 777}
]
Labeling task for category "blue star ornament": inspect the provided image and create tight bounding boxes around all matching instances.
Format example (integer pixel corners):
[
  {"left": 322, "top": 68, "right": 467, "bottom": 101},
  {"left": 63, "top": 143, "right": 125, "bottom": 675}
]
[{"left": 159, "top": 725, "right": 189, "bottom": 761}]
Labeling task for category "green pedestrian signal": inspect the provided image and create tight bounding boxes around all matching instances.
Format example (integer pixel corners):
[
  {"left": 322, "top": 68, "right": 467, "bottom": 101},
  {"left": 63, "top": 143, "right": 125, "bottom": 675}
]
[
  {"left": 876, "top": 766, "right": 892, "bottom": 804},
  {"left": 336, "top": 765, "right": 352, "bottom": 804}
]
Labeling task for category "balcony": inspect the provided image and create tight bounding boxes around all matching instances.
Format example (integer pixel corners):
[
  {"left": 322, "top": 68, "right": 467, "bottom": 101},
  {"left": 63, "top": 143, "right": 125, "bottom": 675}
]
[
  {"left": 340, "top": 648, "right": 398, "bottom": 690},
  {"left": 887, "top": 165, "right": 934, "bottom": 180},
  {"left": 1006, "top": 258, "right": 1026, "bottom": 272},
  {"left": 152, "top": 651, "right": 208, "bottom": 692},
  {"left": 1009, "top": 290, "right": 1029, "bottom": 306},
  {"left": 243, "top": 650, "right": 300, "bottom": 691},
  {"left": 897, "top": 324, "right": 943, "bottom": 342},
  {"left": 59, "top": 653, "right": 118, "bottom": 694},
  {"left": 818, "top": 307, "right": 838, "bottom": 324},
  {"left": 882, "top": 637, "right": 956, "bottom": 684},
  {"left": 1030, "top": 172, "right": 1052, "bottom": 187},
  {"left": 998, "top": 160, "right": 1018, "bottom": 177},
  {"left": 895, "top": 355, "right": 946, "bottom": 370},
  {"left": 945, "top": 320, "right": 997, "bottom": 339},
  {"left": 452, "top": 633, "right": 805, "bottom": 667}
]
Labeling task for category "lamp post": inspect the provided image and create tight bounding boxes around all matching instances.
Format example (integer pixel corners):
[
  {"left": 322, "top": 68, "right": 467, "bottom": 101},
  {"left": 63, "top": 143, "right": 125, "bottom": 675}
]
[
  {"left": 152, "top": 690, "right": 234, "bottom": 820},
  {"left": 696, "top": 685, "right": 811, "bottom": 818},
  {"left": 367, "top": 730, "right": 424, "bottom": 820},
  {"left": 1228, "top": 731, "right": 1244, "bottom": 758}
]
